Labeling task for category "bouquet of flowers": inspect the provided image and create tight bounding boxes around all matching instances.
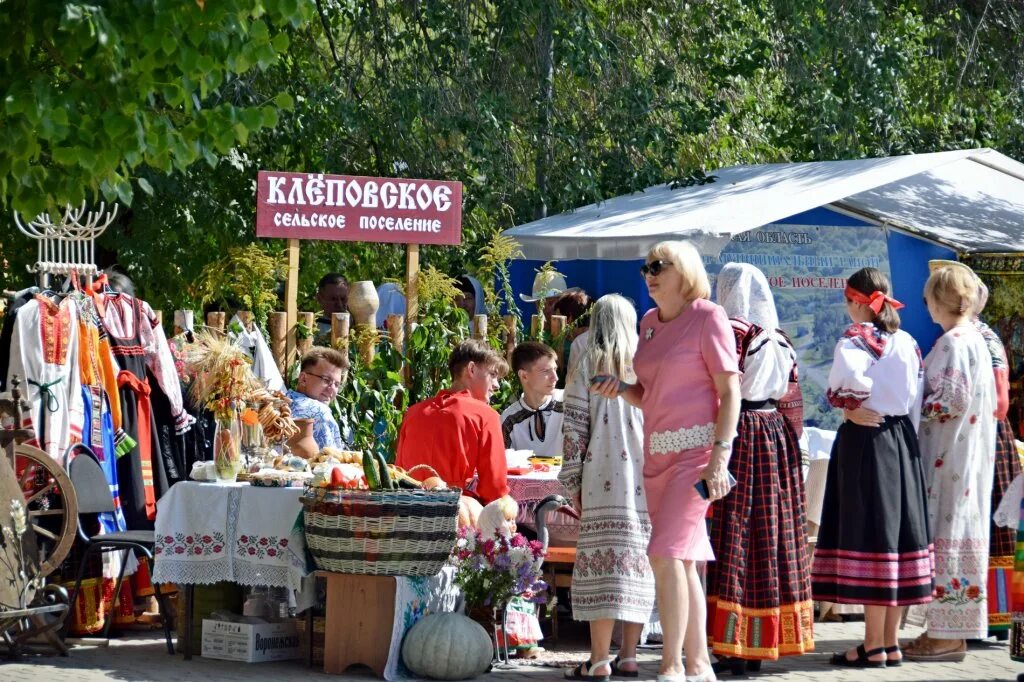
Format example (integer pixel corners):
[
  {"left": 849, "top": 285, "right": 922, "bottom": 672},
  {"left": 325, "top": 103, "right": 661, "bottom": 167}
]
[{"left": 452, "top": 526, "right": 547, "bottom": 610}]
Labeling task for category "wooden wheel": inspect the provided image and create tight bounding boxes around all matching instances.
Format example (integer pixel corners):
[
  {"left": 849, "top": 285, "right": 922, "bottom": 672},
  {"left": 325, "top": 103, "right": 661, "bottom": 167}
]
[{"left": 12, "top": 443, "right": 78, "bottom": 577}]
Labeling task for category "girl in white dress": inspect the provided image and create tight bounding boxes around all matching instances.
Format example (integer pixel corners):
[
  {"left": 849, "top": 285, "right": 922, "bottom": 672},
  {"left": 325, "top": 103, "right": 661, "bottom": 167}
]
[{"left": 904, "top": 264, "right": 996, "bottom": 662}]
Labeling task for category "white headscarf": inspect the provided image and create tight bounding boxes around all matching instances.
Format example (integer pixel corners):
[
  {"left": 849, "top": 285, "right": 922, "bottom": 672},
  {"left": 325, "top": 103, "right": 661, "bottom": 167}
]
[
  {"left": 716, "top": 263, "right": 779, "bottom": 331},
  {"left": 716, "top": 263, "right": 793, "bottom": 402}
]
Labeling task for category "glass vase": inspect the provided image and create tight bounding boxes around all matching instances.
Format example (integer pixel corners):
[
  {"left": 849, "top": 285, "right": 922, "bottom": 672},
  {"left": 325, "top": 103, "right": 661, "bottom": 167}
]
[{"left": 214, "top": 413, "right": 243, "bottom": 482}]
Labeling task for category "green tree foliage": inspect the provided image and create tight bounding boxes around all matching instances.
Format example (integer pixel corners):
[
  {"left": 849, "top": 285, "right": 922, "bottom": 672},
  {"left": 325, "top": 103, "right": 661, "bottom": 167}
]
[
  {"left": 3, "top": 1, "right": 1023, "bottom": 313},
  {"left": 0, "top": 0, "right": 313, "bottom": 217}
]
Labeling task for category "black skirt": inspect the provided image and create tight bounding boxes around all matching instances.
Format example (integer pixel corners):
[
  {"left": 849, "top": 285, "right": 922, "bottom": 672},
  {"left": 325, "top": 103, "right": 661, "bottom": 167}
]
[{"left": 811, "top": 415, "right": 934, "bottom": 606}]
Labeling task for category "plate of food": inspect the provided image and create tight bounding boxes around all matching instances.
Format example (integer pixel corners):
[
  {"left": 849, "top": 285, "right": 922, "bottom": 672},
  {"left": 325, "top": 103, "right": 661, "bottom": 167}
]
[{"left": 249, "top": 470, "right": 313, "bottom": 487}]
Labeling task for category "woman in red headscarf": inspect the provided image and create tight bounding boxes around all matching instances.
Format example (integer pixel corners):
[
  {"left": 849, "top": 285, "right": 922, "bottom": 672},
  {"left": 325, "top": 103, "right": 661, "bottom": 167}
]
[{"left": 811, "top": 267, "right": 934, "bottom": 668}]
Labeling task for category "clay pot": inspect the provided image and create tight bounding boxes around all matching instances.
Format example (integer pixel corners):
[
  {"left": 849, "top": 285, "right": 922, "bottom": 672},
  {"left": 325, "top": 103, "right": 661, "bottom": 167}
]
[
  {"left": 347, "top": 281, "right": 380, "bottom": 329},
  {"left": 287, "top": 418, "right": 318, "bottom": 459}
]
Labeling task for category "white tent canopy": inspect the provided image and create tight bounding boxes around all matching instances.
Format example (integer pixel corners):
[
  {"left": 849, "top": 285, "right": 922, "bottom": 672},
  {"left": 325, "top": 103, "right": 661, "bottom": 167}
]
[{"left": 503, "top": 148, "right": 1024, "bottom": 260}]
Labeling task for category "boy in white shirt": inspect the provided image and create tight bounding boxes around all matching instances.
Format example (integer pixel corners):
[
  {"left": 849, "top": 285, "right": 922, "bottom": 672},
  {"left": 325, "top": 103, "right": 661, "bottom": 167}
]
[{"left": 500, "top": 342, "right": 563, "bottom": 457}]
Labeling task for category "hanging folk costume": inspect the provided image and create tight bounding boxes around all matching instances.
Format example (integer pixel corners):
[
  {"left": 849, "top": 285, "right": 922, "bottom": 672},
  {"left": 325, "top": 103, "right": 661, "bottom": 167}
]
[
  {"left": 917, "top": 322, "right": 997, "bottom": 640},
  {"left": 976, "top": 318, "right": 1021, "bottom": 637},
  {"left": 707, "top": 263, "right": 813, "bottom": 663},
  {"left": 6, "top": 293, "right": 84, "bottom": 460},
  {"left": 75, "top": 294, "right": 133, "bottom": 535},
  {"left": 812, "top": 297, "right": 934, "bottom": 607},
  {"left": 97, "top": 291, "right": 194, "bottom": 529}
]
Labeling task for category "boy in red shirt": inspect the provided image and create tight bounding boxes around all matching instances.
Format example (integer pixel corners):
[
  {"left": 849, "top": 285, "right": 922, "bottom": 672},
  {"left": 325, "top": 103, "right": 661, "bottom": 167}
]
[{"left": 396, "top": 339, "right": 510, "bottom": 505}]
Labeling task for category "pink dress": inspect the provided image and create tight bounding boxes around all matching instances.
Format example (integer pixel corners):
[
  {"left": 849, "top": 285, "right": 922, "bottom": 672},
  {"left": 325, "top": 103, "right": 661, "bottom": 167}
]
[{"left": 634, "top": 299, "right": 739, "bottom": 560}]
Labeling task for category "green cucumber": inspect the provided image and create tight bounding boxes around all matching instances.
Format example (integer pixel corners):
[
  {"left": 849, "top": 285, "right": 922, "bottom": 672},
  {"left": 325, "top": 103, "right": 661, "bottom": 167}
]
[
  {"left": 362, "top": 450, "right": 381, "bottom": 490},
  {"left": 375, "top": 452, "right": 393, "bottom": 489}
]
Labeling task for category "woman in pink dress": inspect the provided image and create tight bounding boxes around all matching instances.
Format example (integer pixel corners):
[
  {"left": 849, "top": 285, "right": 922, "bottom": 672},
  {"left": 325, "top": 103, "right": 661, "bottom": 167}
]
[{"left": 595, "top": 240, "right": 740, "bottom": 682}]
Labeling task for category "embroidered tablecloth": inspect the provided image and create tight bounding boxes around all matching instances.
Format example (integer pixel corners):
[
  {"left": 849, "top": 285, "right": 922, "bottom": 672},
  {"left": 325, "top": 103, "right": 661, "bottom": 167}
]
[
  {"left": 152, "top": 481, "right": 309, "bottom": 592},
  {"left": 384, "top": 566, "right": 462, "bottom": 681}
]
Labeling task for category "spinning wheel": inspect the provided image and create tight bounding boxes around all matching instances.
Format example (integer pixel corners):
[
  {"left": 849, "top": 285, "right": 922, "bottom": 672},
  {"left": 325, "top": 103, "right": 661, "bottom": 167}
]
[{"left": 12, "top": 443, "right": 78, "bottom": 577}]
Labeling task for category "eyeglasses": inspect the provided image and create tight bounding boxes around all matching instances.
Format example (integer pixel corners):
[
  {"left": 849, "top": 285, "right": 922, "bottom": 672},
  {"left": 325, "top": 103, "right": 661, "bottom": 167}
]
[
  {"left": 305, "top": 371, "right": 342, "bottom": 389},
  {"left": 640, "top": 260, "right": 672, "bottom": 277}
]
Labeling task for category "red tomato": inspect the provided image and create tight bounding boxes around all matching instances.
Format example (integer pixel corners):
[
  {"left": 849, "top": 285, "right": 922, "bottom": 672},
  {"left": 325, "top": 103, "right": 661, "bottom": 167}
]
[{"left": 329, "top": 467, "right": 346, "bottom": 489}]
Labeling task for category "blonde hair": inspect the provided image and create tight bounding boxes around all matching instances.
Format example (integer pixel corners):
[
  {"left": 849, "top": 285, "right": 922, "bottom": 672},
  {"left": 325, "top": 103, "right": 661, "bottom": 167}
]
[
  {"left": 571, "top": 294, "right": 637, "bottom": 383},
  {"left": 925, "top": 266, "right": 978, "bottom": 316},
  {"left": 648, "top": 240, "right": 711, "bottom": 301}
]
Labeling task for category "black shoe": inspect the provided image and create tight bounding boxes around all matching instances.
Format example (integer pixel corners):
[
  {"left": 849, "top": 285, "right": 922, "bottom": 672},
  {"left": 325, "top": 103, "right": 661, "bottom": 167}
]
[{"left": 830, "top": 644, "right": 886, "bottom": 668}]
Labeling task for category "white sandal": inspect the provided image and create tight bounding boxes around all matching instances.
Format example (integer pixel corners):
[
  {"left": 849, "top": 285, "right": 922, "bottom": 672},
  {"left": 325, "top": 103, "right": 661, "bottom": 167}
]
[{"left": 684, "top": 667, "right": 717, "bottom": 682}]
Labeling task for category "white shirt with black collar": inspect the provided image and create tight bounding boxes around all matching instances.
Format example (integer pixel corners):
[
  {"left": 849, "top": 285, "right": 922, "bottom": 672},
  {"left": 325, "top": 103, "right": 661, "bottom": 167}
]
[{"left": 499, "top": 390, "right": 564, "bottom": 457}]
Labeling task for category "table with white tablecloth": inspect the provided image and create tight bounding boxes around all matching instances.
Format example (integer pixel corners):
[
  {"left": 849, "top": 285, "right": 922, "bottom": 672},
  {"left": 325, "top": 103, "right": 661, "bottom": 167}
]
[
  {"left": 505, "top": 471, "right": 579, "bottom": 545},
  {"left": 152, "top": 481, "right": 464, "bottom": 676}
]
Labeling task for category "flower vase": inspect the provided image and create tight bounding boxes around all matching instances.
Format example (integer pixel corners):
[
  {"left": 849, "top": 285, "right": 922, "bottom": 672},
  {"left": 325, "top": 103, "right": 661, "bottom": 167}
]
[{"left": 214, "top": 414, "right": 243, "bottom": 482}]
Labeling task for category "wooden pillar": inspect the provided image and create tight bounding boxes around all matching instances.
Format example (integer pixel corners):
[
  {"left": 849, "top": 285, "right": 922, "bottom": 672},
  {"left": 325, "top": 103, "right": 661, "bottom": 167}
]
[
  {"left": 268, "top": 312, "right": 287, "bottom": 374},
  {"left": 472, "top": 314, "right": 488, "bottom": 341},
  {"left": 285, "top": 238, "right": 300, "bottom": 366},
  {"left": 297, "top": 312, "right": 315, "bottom": 356},
  {"left": 331, "top": 312, "right": 351, "bottom": 356},
  {"left": 530, "top": 313, "right": 545, "bottom": 340},
  {"left": 549, "top": 314, "right": 567, "bottom": 365},
  {"left": 173, "top": 310, "right": 194, "bottom": 336},
  {"left": 206, "top": 311, "right": 226, "bottom": 334},
  {"left": 503, "top": 315, "right": 517, "bottom": 365},
  {"left": 386, "top": 314, "right": 405, "bottom": 354},
  {"left": 349, "top": 282, "right": 379, "bottom": 366},
  {"left": 236, "top": 310, "right": 254, "bottom": 332},
  {"left": 405, "top": 245, "right": 419, "bottom": 344}
]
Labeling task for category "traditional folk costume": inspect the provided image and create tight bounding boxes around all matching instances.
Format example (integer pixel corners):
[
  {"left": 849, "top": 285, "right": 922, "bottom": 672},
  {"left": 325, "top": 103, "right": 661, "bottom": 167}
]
[
  {"left": 811, "top": 321, "right": 934, "bottom": 606},
  {"left": 918, "top": 323, "right": 997, "bottom": 639},
  {"left": 559, "top": 352, "right": 654, "bottom": 624},
  {"left": 633, "top": 299, "right": 739, "bottom": 562},
  {"left": 395, "top": 389, "right": 509, "bottom": 504},
  {"left": 6, "top": 293, "right": 84, "bottom": 460},
  {"left": 976, "top": 319, "right": 1021, "bottom": 636},
  {"left": 98, "top": 292, "right": 194, "bottom": 530},
  {"left": 1011, "top": 498, "right": 1024, "bottom": 661},
  {"left": 706, "top": 264, "right": 813, "bottom": 661},
  {"left": 500, "top": 389, "right": 565, "bottom": 458}
]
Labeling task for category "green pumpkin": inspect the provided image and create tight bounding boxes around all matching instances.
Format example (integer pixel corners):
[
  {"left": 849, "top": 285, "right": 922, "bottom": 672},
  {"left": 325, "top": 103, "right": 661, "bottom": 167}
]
[{"left": 401, "top": 613, "right": 493, "bottom": 680}]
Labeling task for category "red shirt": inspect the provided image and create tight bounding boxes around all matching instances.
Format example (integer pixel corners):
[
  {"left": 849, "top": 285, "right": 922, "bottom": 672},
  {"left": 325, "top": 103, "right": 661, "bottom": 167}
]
[{"left": 395, "top": 389, "right": 509, "bottom": 504}]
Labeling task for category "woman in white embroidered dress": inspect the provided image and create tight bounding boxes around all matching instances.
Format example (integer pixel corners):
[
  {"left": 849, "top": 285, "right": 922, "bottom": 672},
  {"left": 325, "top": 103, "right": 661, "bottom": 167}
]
[
  {"left": 904, "top": 264, "right": 996, "bottom": 662},
  {"left": 811, "top": 267, "right": 932, "bottom": 669},
  {"left": 594, "top": 241, "right": 740, "bottom": 682},
  {"left": 560, "top": 294, "right": 654, "bottom": 681}
]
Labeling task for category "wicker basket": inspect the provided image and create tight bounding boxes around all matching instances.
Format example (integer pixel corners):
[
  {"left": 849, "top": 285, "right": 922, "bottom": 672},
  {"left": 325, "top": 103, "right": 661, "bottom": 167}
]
[{"left": 301, "top": 484, "right": 460, "bottom": 576}]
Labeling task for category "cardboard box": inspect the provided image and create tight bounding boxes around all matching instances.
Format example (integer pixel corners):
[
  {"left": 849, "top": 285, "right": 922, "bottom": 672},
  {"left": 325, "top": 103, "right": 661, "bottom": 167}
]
[{"left": 201, "top": 619, "right": 302, "bottom": 663}]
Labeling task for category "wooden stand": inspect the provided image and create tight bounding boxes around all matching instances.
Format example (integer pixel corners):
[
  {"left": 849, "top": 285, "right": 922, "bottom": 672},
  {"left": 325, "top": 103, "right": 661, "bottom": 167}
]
[{"left": 321, "top": 572, "right": 396, "bottom": 677}]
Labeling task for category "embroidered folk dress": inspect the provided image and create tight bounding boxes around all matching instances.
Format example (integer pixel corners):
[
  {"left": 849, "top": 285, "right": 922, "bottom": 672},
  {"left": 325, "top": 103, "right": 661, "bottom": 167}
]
[
  {"left": 918, "top": 323, "right": 997, "bottom": 639},
  {"left": 976, "top": 319, "right": 1021, "bottom": 634},
  {"left": 6, "top": 294, "right": 84, "bottom": 460},
  {"left": 633, "top": 299, "right": 739, "bottom": 561},
  {"left": 558, "top": 353, "right": 654, "bottom": 623},
  {"left": 811, "top": 323, "right": 934, "bottom": 606},
  {"left": 705, "top": 318, "right": 814, "bottom": 660}
]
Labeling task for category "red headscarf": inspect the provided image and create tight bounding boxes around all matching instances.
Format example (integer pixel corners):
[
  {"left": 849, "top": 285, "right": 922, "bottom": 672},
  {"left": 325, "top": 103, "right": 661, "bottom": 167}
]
[{"left": 844, "top": 285, "right": 904, "bottom": 314}]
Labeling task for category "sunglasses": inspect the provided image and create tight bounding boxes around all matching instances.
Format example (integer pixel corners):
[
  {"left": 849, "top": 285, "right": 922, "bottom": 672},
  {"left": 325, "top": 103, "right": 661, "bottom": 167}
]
[{"left": 640, "top": 260, "right": 672, "bottom": 277}]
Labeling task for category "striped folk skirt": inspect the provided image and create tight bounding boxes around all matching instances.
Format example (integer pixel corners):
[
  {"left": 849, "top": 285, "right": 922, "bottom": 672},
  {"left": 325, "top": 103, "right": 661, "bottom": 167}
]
[
  {"left": 990, "top": 418, "right": 1021, "bottom": 634},
  {"left": 706, "top": 409, "right": 814, "bottom": 660},
  {"left": 811, "top": 415, "right": 934, "bottom": 606}
]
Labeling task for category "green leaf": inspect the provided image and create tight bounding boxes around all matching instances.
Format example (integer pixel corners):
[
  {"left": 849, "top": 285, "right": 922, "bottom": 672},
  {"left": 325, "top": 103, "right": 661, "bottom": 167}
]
[
  {"left": 274, "top": 92, "right": 294, "bottom": 111},
  {"left": 137, "top": 176, "right": 154, "bottom": 196}
]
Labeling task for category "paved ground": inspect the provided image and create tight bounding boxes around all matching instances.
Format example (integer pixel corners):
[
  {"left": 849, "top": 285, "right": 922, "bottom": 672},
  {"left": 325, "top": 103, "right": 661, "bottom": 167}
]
[{"left": 3, "top": 620, "right": 1022, "bottom": 681}]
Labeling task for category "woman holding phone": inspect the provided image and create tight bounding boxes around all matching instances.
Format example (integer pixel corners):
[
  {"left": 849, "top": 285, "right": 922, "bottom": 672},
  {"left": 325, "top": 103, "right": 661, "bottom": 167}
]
[{"left": 594, "top": 240, "right": 740, "bottom": 682}]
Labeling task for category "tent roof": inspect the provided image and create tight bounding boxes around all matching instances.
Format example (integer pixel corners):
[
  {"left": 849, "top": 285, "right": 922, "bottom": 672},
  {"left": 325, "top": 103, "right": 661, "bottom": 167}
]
[{"left": 503, "top": 148, "right": 1024, "bottom": 260}]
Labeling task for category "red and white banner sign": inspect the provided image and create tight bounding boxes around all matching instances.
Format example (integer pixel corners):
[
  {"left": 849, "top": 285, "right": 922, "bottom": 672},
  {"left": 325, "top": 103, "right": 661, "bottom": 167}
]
[{"left": 255, "top": 171, "right": 462, "bottom": 245}]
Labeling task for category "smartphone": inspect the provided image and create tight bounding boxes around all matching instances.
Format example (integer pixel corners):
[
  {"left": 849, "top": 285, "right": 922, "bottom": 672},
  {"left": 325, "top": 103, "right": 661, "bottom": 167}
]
[
  {"left": 695, "top": 471, "right": 738, "bottom": 500},
  {"left": 590, "top": 374, "right": 632, "bottom": 393}
]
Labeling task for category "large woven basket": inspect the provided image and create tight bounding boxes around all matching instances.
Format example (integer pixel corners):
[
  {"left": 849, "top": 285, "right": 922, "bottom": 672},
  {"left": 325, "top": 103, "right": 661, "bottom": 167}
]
[{"left": 301, "top": 485, "right": 461, "bottom": 576}]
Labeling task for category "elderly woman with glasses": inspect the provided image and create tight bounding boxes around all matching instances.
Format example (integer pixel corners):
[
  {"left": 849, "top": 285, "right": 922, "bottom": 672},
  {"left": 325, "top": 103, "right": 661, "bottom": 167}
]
[
  {"left": 594, "top": 241, "right": 740, "bottom": 682},
  {"left": 287, "top": 346, "right": 353, "bottom": 451}
]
